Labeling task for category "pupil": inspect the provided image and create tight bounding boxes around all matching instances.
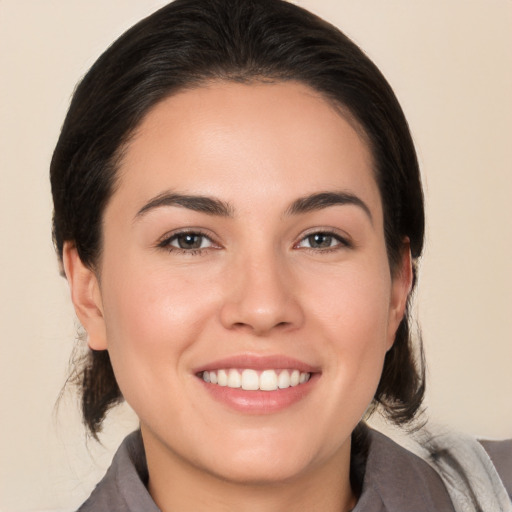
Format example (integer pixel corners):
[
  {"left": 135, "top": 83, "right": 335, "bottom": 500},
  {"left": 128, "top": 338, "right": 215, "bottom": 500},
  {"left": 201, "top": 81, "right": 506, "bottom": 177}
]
[
  {"left": 179, "top": 234, "right": 201, "bottom": 249},
  {"left": 310, "top": 233, "right": 331, "bottom": 248}
]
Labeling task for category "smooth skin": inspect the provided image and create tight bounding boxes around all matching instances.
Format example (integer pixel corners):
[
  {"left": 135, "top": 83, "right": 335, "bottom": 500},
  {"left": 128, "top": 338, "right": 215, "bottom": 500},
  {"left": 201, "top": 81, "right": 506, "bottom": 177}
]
[{"left": 64, "top": 81, "right": 412, "bottom": 512}]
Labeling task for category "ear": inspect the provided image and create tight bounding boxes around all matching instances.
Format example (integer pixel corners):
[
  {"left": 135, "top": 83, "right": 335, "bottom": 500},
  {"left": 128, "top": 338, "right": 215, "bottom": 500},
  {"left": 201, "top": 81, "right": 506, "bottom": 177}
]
[
  {"left": 62, "top": 242, "right": 108, "bottom": 351},
  {"left": 386, "top": 239, "right": 413, "bottom": 350}
]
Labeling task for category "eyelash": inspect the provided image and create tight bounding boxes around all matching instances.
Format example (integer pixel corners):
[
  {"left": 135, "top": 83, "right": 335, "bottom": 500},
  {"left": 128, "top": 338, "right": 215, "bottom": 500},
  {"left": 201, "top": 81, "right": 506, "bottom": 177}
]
[
  {"left": 294, "top": 230, "right": 352, "bottom": 252},
  {"left": 157, "top": 230, "right": 218, "bottom": 255},
  {"left": 157, "top": 229, "right": 352, "bottom": 256}
]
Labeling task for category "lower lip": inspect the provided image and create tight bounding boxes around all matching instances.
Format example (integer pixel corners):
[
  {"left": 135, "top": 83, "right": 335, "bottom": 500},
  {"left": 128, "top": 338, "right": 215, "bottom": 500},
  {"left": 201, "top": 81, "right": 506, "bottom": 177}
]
[{"left": 199, "top": 374, "right": 319, "bottom": 414}]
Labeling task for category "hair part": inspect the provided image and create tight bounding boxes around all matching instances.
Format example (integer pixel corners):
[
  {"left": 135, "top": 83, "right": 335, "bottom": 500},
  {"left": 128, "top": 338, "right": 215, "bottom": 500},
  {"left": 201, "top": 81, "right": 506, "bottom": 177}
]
[{"left": 51, "top": 0, "right": 425, "bottom": 436}]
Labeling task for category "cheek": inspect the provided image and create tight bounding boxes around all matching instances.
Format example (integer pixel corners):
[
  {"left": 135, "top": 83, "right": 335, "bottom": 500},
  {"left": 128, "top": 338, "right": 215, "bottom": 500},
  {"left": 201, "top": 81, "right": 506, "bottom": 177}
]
[
  {"left": 98, "top": 254, "right": 221, "bottom": 397},
  {"left": 304, "top": 260, "right": 392, "bottom": 396},
  {"left": 102, "top": 250, "right": 219, "bottom": 336},
  {"left": 304, "top": 256, "right": 392, "bottom": 340}
]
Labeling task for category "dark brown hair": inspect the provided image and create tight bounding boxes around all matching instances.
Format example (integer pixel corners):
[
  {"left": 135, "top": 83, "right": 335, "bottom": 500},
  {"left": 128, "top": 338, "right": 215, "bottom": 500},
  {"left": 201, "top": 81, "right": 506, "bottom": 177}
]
[{"left": 51, "top": 0, "right": 425, "bottom": 436}]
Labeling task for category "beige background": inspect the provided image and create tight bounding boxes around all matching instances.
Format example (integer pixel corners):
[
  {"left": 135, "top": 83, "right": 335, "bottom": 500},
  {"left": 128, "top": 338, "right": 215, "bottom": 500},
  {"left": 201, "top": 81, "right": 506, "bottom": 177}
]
[{"left": 1, "top": 1, "right": 511, "bottom": 510}]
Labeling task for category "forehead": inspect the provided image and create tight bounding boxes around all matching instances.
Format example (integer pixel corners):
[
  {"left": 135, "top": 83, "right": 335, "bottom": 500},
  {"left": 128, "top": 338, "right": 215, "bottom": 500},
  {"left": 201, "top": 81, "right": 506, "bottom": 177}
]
[{"left": 112, "top": 81, "right": 381, "bottom": 219}]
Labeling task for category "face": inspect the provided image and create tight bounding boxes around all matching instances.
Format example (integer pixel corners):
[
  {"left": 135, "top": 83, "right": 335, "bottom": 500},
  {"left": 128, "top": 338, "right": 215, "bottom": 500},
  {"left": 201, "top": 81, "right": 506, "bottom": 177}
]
[{"left": 67, "top": 81, "right": 410, "bottom": 487}]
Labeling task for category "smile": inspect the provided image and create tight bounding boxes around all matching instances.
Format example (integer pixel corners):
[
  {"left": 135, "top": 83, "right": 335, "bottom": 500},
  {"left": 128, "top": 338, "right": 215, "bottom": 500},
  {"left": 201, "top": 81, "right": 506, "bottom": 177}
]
[{"left": 201, "top": 369, "right": 311, "bottom": 391}]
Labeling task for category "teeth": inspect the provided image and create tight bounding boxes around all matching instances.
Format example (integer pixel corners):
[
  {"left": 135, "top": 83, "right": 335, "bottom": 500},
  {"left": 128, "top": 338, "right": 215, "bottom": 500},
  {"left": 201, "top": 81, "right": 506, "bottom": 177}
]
[
  {"left": 260, "top": 370, "right": 278, "bottom": 391},
  {"left": 227, "top": 369, "right": 241, "bottom": 388},
  {"left": 217, "top": 369, "right": 228, "bottom": 386},
  {"left": 277, "top": 369, "right": 290, "bottom": 389},
  {"left": 201, "top": 368, "right": 311, "bottom": 391},
  {"left": 241, "top": 369, "right": 259, "bottom": 390}
]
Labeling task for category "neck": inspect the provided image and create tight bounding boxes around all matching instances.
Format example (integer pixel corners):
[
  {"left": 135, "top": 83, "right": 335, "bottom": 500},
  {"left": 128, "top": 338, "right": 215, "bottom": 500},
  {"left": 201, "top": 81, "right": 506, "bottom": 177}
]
[{"left": 143, "top": 428, "right": 356, "bottom": 512}]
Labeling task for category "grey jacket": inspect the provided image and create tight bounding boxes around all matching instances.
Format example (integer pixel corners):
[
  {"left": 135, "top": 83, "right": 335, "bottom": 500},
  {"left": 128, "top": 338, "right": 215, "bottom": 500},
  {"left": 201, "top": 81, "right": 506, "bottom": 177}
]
[{"left": 78, "top": 426, "right": 512, "bottom": 512}]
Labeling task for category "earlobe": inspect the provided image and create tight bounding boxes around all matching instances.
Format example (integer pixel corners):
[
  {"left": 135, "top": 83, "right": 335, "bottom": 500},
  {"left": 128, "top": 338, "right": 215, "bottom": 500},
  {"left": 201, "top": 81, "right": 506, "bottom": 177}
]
[
  {"left": 386, "top": 240, "right": 413, "bottom": 350},
  {"left": 62, "top": 242, "right": 108, "bottom": 351}
]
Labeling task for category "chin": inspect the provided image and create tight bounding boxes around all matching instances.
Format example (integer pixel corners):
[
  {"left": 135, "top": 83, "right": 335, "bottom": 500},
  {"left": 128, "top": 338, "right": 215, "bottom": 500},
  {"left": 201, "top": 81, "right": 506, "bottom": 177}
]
[
  {"left": 194, "top": 432, "right": 334, "bottom": 486},
  {"left": 204, "top": 453, "right": 315, "bottom": 485}
]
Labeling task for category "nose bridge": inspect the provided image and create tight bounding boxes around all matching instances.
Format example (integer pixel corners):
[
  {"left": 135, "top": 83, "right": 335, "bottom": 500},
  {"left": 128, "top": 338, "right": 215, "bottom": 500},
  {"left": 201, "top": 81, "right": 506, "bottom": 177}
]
[{"left": 220, "top": 240, "right": 303, "bottom": 334}]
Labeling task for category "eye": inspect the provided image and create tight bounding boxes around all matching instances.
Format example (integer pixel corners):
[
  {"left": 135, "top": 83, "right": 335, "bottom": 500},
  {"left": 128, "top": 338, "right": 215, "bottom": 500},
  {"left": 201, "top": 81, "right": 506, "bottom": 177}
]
[
  {"left": 296, "top": 231, "right": 350, "bottom": 250},
  {"left": 171, "top": 233, "right": 211, "bottom": 249},
  {"left": 158, "top": 231, "right": 216, "bottom": 253}
]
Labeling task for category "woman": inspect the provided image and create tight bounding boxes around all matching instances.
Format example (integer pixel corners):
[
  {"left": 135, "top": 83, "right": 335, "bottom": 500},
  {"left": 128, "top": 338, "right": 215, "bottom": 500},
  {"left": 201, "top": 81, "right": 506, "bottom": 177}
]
[{"left": 50, "top": 0, "right": 511, "bottom": 510}]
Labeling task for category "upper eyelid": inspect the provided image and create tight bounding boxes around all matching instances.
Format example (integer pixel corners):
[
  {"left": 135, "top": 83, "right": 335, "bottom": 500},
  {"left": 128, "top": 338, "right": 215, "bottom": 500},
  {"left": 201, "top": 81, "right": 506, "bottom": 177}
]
[
  {"left": 157, "top": 229, "right": 216, "bottom": 247},
  {"left": 297, "top": 227, "right": 351, "bottom": 242},
  {"left": 294, "top": 229, "right": 354, "bottom": 251}
]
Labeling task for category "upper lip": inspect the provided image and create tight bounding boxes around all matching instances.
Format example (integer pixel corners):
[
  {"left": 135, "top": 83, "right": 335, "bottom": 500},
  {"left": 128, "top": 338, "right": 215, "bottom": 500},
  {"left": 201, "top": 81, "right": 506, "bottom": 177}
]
[{"left": 193, "top": 354, "right": 320, "bottom": 374}]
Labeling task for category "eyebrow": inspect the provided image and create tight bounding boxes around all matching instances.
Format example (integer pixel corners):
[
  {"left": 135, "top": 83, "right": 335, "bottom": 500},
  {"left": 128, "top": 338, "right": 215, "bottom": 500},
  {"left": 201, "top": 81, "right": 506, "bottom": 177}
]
[
  {"left": 135, "top": 192, "right": 234, "bottom": 219},
  {"left": 135, "top": 190, "right": 372, "bottom": 223},
  {"left": 285, "top": 191, "right": 373, "bottom": 223}
]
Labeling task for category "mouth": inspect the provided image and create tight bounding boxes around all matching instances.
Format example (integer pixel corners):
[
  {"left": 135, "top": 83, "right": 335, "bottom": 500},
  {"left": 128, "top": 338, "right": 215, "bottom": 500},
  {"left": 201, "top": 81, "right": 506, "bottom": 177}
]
[
  {"left": 199, "top": 368, "right": 311, "bottom": 391},
  {"left": 194, "top": 355, "right": 319, "bottom": 413}
]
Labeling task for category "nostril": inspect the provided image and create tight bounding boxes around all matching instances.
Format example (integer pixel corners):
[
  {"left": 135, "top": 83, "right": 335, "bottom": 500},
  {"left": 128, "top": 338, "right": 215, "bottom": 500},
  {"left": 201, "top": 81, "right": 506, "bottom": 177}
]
[
  {"left": 230, "top": 320, "right": 291, "bottom": 331},
  {"left": 219, "top": 290, "right": 305, "bottom": 334}
]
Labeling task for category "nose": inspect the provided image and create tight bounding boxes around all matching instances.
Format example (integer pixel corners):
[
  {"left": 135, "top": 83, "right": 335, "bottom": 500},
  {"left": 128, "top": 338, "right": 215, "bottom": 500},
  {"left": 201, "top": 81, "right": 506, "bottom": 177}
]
[{"left": 219, "top": 250, "right": 304, "bottom": 336}]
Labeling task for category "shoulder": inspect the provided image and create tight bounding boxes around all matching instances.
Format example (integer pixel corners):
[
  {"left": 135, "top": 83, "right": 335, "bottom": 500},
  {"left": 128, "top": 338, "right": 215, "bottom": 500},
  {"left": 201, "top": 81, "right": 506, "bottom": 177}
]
[
  {"left": 357, "top": 425, "right": 512, "bottom": 512},
  {"left": 480, "top": 438, "right": 512, "bottom": 499},
  {"left": 415, "top": 429, "right": 512, "bottom": 511},
  {"left": 77, "top": 431, "right": 159, "bottom": 512},
  {"left": 354, "top": 426, "right": 456, "bottom": 511}
]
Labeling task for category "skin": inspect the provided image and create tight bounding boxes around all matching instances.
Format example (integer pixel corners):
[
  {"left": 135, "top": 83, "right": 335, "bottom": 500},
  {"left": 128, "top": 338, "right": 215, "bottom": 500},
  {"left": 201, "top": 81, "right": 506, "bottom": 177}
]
[{"left": 64, "top": 81, "right": 412, "bottom": 512}]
